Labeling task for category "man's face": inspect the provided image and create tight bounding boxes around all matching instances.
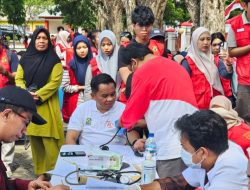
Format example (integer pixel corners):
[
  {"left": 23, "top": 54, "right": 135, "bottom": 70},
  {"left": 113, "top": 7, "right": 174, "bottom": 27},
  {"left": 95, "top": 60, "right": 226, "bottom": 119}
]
[
  {"left": 2, "top": 109, "right": 32, "bottom": 142},
  {"left": 180, "top": 134, "right": 207, "bottom": 167},
  {"left": 91, "top": 83, "right": 116, "bottom": 113},
  {"left": 133, "top": 23, "right": 152, "bottom": 42}
]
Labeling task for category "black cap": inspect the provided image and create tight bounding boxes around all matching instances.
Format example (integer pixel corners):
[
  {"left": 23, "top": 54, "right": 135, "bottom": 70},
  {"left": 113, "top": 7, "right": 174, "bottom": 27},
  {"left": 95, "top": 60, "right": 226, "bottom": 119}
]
[
  {"left": 0, "top": 86, "right": 46, "bottom": 125},
  {"left": 149, "top": 28, "right": 165, "bottom": 39}
]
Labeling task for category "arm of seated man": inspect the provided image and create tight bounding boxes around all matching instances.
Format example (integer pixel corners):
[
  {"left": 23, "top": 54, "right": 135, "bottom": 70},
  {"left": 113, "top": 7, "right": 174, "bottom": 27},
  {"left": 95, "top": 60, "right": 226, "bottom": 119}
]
[
  {"left": 140, "top": 174, "right": 195, "bottom": 190},
  {"left": 127, "top": 129, "right": 146, "bottom": 152},
  {"left": 65, "top": 130, "right": 81, "bottom": 144},
  {"left": 133, "top": 119, "right": 147, "bottom": 128}
]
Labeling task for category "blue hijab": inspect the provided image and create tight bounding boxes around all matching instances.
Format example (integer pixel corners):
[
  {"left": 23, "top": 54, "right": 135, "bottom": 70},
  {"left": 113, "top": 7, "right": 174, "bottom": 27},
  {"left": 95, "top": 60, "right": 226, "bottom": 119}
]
[{"left": 69, "top": 35, "right": 92, "bottom": 85}]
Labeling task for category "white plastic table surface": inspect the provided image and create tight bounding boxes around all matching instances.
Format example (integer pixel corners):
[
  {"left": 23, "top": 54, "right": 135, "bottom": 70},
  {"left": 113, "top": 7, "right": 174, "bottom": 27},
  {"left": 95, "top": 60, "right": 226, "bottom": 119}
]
[{"left": 50, "top": 144, "right": 144, "bottom": 189}]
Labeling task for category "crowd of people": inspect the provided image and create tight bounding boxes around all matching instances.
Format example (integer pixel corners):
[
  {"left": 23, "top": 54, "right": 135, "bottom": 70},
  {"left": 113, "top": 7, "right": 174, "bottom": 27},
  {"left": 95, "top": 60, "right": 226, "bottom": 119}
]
[{"left": 0, "top": 1, "right": 250, "bottom": 190}]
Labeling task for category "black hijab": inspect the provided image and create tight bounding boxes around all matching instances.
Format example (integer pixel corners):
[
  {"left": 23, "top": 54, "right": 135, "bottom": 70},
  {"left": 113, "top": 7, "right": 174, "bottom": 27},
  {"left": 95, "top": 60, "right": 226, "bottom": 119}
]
[
  {"left": 20, "top": 28, "right": 61, "bottom": 89},
  {"left": 69, "top": 35, "right": 92, "bottom": 85}
]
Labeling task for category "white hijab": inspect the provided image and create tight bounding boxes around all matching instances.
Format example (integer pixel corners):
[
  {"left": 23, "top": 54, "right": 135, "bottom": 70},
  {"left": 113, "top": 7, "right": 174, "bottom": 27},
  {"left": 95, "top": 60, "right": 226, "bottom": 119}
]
[
  {"left": 96, "top": 30, "right": 119, "bottom": 82},
  {"left": 56, "top": 30, "right": 70, "bottom": 48},
  {"left": 188, "top": 27, "right": 224, "bottom": 95}
]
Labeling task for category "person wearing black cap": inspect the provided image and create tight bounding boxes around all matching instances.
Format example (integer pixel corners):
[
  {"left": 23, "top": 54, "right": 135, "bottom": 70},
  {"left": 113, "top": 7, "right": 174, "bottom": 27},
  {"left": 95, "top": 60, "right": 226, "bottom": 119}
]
[
  {"left": 148, "top": 28, "right": 165, "bottom": 56},
  {"left": 0, "top": 86, "right": 69, "bottom": 190},
  {"left": 228, "top": 0, "right": 250, "bottom": 124}
]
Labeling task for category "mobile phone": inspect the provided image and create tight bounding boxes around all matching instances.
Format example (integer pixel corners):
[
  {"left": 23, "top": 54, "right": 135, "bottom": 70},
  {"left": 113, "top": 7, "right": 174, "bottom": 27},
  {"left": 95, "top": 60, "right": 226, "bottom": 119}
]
[
  {"left": 220, "top": 42, "right": 228, "bottom": 53},
  {"left": 60, "top": 151, "right": 86, "bottom": 157},
  {"left": 223, "top": 42, "right": 228, "bottom": 51}
]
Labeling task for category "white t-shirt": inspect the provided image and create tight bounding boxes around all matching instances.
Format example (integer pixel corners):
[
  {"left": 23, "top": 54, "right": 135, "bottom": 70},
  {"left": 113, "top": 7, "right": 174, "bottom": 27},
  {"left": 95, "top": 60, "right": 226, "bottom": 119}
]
[
  {"left": 182, "top": 142, "right": 248, "bottom": 190},
  {"left": 68, "top": 100, "right": 125, "bottom": 146}
]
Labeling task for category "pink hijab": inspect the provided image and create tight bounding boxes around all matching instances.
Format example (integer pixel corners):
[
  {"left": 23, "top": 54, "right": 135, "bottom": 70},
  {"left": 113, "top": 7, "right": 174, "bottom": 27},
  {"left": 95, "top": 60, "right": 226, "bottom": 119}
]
[{"left": 188, "top": 27, "right": 224, "bottom": 95}]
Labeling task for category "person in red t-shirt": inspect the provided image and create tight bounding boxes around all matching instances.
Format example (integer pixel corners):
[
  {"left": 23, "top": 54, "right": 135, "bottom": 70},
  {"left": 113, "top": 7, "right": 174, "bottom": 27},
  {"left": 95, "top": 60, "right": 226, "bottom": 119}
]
[{"left": 228, "top": 0, "right": 250, "bottom": 124}]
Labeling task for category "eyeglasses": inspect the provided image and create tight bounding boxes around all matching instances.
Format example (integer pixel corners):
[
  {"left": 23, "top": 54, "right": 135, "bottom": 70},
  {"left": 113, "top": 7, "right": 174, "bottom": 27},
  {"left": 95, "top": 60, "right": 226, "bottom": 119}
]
[{"left": 12, "top": 110, "right": 31, "bottom": 127}]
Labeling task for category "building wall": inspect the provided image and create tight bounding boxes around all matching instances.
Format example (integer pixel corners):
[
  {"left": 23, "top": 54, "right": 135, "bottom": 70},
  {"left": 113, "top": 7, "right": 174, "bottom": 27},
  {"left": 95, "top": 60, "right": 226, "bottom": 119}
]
[
  {"left": 45, "top": 19, "right": 66, "bottom": 35},
  {"left": 0, "top": 19, "right": 66, "bottom": 35}
]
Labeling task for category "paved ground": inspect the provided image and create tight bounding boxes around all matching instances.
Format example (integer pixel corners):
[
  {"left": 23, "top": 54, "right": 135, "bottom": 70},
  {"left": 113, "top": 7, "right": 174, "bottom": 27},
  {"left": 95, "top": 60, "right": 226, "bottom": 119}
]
[
  {"left": 10, "top": 122, "right": 68, "bottom": 180},
  {"left": 11, "top": 141, "right": 36, "bottom": 179}
]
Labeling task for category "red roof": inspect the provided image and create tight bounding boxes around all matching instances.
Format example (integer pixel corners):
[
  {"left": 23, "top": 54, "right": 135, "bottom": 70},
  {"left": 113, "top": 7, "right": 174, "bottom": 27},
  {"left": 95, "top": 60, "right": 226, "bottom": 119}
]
[
  {"left": 181, "top": 22, "right": 193, "bottom": 27},
  {"left": 165, "top": 27, "right": 175, "bottom": 32}
]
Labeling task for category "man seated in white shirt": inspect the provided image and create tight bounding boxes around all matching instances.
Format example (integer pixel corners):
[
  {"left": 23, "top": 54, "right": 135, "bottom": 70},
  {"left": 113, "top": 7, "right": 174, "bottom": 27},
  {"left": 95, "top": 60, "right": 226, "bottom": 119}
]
[
  {"left": 65, "top": 73, "right": 126, "bottom": 146},
  {"left": 127, "top": 110, "right": 248, "bottom": 190}
]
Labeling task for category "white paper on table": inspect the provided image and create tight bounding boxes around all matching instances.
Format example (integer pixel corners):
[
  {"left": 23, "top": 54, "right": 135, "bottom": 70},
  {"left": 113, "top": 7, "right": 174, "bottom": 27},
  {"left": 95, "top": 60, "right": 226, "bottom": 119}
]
[
  {"left": 108, "top": 145, "right": 144, "bottom": 165},
  {"left": 50, "top": 157, "right": 86, "bottom": 177},
  {"left": 85, "top": 178, "right": 128, "bottom": 189}
]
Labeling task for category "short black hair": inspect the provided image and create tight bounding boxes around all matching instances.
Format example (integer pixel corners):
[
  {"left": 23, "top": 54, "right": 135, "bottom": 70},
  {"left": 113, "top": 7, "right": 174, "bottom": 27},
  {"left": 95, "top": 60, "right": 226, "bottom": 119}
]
[
  {"left": 131, "top": 5, "right": 155, "bottom": 26},
  {"left": 88, "top": 29, "right": 101, "bottom": 48},
  {"left": 82, "top": 28, "right": 88, "bottom": 33},
  {"left": 0, "top": 103, "right": 29, "bottom": 115},
  {"left": 91, "top": 73, "right": 116, "bottom": 94},
  {"left": 243, "top": 0, "right": 250, "bottom": 3},
  {"left": 211, "top": 32, "right": 225, "bottom": 44},
  {"left": 119, "top": 43, "right": 152, "bottom": 66},
  {"left": 57, "top": 26, "right": 64, "bottom": 32},
  {"left": 175, "top": 110, "right": 228, "bottom": 155}
]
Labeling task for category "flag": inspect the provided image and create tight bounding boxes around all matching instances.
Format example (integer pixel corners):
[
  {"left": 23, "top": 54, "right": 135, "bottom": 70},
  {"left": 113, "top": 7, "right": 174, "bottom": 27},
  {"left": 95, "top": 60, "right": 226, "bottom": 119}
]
[{"left": 225, "top": 0, "right": 244, "bottom": 20}]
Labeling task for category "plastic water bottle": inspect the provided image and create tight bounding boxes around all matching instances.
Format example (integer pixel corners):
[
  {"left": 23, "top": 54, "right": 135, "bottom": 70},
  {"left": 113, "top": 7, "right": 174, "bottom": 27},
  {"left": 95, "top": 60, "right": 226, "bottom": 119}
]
[{"left": 141, "top": 133, "right": 157, "bottom": 184}]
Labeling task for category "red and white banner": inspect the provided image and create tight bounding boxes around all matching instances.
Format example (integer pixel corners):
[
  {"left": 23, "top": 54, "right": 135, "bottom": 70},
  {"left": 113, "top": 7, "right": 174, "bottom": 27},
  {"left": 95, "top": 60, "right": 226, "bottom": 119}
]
[{"left": 225, "top": 0, "right": 244, "bottom": 20}]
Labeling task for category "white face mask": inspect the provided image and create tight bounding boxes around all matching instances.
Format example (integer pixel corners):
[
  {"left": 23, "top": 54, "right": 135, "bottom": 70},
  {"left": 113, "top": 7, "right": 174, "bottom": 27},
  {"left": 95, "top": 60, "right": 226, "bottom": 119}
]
[{"left": 181, "top": 147, "right": 204, "bottom": 169}]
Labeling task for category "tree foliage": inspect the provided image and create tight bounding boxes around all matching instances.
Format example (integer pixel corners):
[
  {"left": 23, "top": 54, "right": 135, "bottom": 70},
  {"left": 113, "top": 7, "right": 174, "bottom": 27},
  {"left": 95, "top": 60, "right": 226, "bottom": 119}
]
[
  {"left": 24, "top": 0, "right": 54, "bottom": 20},
  {"left": 53, "top": 0, "right": 96, "bottom": 29},
  {"left": 1, "top": 0, "right": 25, "bottom": 25},
  {"left": 164, "top": 0, "right": 190, "bottom": 26}
]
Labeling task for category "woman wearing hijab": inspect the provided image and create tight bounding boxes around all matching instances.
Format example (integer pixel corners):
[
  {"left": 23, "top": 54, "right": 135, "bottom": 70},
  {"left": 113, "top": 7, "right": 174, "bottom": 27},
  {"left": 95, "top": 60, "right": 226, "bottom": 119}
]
[
  {"left": 15, "top": 27, "right": 64, "bottom": 175},
  {"left": 182, "top": 27, "right": 233, "bottom": 109},
  {"left": 55, "top": 30, "right": 71, "bottom": 66},
  {"left": 61, "top": 35, "right": 92, "bottom": 123},
  {"left": 84, "top": 30, "right": 121, "bottom": 100},
  {"left": 211, "top": 32, "right": 236, "bottom": 107},
  {"left": 210, "top": 95, "right": 250, "bottom": 158}
]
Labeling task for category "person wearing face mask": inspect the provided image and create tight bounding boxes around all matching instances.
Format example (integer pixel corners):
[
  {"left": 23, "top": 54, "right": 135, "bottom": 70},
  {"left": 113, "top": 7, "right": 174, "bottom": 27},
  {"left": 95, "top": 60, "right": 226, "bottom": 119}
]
[
  {"left": 148, "top": 28, "right": 170, "bottom": 58},
  {"left": 182, "top": 27, "right": 233, "bottom": 109},
  {"left": 119, "top": 43, "right": 198, "bottom": 178},
  {"left": 126, "top": 110, "right": 248, "bottom": 190},
  {"left": 120, "top": 31, "right": 132, "bottom": 47}
]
